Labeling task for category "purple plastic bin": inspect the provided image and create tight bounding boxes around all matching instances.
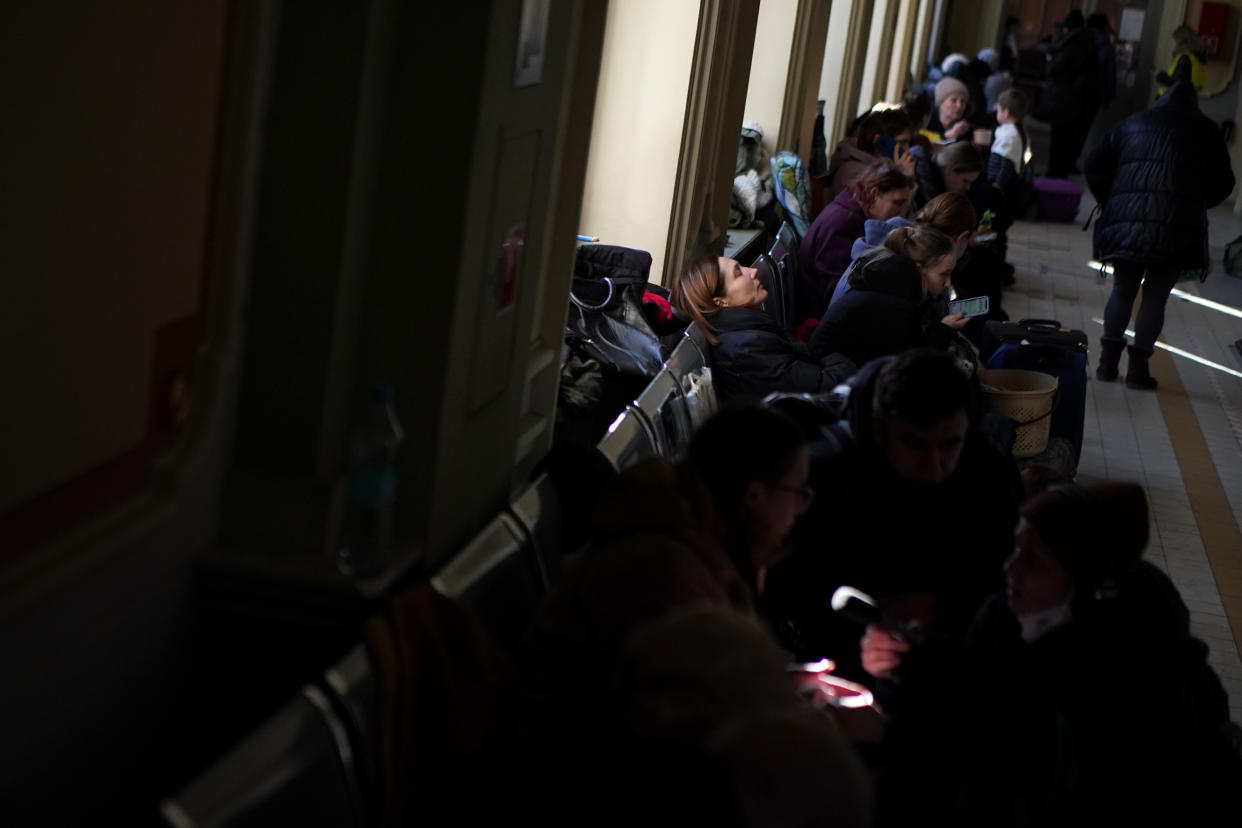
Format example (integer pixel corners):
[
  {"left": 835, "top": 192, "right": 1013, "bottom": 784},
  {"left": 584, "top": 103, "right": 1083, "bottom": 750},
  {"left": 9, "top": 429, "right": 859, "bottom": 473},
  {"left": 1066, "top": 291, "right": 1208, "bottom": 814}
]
[{"left": 1032, "top": 177, "right": 1083, "bottom": 222}]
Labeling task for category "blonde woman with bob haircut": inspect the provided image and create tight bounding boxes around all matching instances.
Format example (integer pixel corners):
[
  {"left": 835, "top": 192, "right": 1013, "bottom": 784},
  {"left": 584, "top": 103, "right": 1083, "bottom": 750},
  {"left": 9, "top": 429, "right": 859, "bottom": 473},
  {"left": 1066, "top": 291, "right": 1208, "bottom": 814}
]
[{"left": 671, "top": 255, "right": 855, "bottom": 401}]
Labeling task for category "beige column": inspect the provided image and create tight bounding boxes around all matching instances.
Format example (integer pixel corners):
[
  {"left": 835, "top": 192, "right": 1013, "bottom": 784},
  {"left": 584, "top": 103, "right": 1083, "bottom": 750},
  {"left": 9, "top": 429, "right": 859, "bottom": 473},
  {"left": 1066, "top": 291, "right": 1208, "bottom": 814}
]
[
  {"left": 822, "top": 0, "right": 876, "bottom": 146},
  {"left": 744, "top": 0, "right": 801, "bottom": 156},
  {"left": 909, "top": 0, "right": 934, "bottom": 84},
  {"left": 860, "top": 0, "right": 895, "bottom": 107},
  {"left": 886, "top": 0, "right": 920, "bottom": 102},
  {"left": 977, "top": 1, "right": 1004, "bottom": 56},
  {"left": 663, "top": 0, "right": 762, "bottom": 284},
  {"left": 778, "top": 0, "right": 834, "bottom": 158},
  {"left": 578, "top": 0, "right": 702, "bottom": 281},
  {"left": 944, "top": 0, "right": 1004, "bottom": 56}
]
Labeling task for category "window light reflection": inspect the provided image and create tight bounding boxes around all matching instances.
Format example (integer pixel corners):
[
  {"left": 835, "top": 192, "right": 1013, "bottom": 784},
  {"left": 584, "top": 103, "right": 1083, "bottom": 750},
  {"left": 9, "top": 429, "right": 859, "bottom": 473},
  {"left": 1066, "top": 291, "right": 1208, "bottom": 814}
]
[
  {"left": 1169, "top": 287, "right": 1242, "bottom": 320},
  {"left": 1089, "top": 263, "right": 1242, "bottom": 321},
  {"left": 1089, "top": 318, "right": 1242, "bottom": 379}
]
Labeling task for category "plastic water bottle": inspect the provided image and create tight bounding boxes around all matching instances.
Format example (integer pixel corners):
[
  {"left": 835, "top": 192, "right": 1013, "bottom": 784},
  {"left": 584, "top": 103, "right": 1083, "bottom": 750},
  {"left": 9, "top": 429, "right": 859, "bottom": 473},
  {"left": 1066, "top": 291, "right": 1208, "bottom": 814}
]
[{"left": 337, "top": 385, "right": 404, "bottom": 576}]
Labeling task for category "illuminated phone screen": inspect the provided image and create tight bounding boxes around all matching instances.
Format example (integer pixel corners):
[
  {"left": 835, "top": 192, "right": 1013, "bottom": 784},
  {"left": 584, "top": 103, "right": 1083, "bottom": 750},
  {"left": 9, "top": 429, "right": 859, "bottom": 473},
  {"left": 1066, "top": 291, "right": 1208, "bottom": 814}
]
[{"left": 949, "top": 296, "right": 989, "bottom": 317}]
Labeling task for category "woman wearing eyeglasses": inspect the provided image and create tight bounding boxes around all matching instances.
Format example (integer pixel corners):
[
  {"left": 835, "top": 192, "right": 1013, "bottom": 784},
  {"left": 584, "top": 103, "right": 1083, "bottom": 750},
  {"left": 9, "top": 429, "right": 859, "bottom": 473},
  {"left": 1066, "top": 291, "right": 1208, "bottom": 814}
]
[
  {"left": 516, "top": 405, "right": 840, "bottom": 815},
  {"left": 521, "top": 404, "right": 815, "bottom": 708},
  {"left": 512, "top": 404, "right": 875, "bottom": 827}
]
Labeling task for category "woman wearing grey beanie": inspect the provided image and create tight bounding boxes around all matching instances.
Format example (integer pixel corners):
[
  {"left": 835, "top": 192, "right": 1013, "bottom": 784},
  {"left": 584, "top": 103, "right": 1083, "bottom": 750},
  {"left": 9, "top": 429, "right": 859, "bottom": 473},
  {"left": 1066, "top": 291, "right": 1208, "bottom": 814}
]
[{"left": 930, "top": 77, "right": 971, "bottom": 141}]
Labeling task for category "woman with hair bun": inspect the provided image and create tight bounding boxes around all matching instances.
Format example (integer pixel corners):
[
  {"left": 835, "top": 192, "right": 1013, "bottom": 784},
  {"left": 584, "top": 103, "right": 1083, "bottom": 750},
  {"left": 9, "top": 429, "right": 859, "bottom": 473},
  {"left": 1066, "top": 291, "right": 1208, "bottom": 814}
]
[
  {"left": 809, "top": 225, "right": 966, "bottom": 366},
  {"left": 829, "top": 191, "right": 977, "bottom": 308},
  {"left": 671, "top": 255, "right": 855, "bottom": 401}
]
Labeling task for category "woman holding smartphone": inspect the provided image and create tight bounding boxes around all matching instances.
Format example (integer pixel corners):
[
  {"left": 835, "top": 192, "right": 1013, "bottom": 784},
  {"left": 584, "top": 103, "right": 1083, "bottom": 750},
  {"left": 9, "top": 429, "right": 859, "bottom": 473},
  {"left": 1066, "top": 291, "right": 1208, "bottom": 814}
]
[
  {"left": 829, "top": 191, "right": 978, "bottom": 309},
  {"left": 808, "top": 225, "right": 967, "bottom": 367}
]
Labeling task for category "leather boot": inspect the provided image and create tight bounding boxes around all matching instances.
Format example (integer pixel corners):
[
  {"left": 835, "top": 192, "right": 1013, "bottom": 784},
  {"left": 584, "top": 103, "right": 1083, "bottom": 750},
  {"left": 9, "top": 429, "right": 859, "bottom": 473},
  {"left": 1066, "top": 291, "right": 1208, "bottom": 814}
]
[
  {"left": 1096, "top": 337, "right": 1125, "bottom": 381},
  {"left": 1125, "top": 345, "right": 1158, "bottom": 390}
]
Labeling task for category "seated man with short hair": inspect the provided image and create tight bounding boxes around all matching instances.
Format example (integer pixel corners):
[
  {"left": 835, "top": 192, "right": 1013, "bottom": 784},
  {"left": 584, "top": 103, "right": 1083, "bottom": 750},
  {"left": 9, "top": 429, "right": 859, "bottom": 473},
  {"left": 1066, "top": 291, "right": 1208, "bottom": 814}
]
[
  {"left": 763, "top": 348, "right": 1021, "bottom": 683},
  {"left": 762, "top": 348, "right": 1023, "bottom": 826}
]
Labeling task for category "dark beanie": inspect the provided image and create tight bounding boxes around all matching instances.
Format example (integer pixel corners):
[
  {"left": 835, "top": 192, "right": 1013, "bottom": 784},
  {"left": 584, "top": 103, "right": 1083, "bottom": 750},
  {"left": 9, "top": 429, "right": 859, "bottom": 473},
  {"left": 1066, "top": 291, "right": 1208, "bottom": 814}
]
[{"left": 1020, "top": 482, "right": 1149, "bottom": 589}]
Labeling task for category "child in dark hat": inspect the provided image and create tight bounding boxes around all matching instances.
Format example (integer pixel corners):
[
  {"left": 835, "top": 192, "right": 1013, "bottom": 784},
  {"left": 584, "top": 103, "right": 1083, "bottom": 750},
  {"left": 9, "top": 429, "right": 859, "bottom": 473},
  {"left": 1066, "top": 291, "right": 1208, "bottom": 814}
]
[
  {"left": 1007, "top": 481, "right": 1149, "bottom": 634},
  {"left": 959, "top": 481, "right": 1241, "bottom": 825}
]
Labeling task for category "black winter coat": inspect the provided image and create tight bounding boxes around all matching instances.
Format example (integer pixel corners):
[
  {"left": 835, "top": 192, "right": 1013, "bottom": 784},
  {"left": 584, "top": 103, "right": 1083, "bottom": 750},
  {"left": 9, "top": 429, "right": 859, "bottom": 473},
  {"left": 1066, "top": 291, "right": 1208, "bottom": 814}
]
[
  {"left": 709, "top": 307, "right": 856, "bottom": 401},
  {"left": 1085, "top": 81, "right": 1234, "bottom": 272},
  {"left": 807, "top": 249, "right": 953, "bottom": 366},
  {"left": 1036, "top": 26, "right": 1097, "bottom": 124}
]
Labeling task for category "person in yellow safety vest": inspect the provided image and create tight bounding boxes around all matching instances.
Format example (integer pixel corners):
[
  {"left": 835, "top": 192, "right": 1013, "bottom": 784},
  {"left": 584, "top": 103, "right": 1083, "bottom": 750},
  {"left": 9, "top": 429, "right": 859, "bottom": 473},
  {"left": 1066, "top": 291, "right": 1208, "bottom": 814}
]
[{"left": 1156, "top": 24, "right": 1207, "bottom": 95}]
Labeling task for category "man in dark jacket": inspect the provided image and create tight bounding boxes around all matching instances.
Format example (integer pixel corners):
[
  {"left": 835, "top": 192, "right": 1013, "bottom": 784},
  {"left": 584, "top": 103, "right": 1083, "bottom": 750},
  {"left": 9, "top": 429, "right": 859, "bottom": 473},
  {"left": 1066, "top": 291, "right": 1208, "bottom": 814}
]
[
  {"left": 764, "top": 349, "right": 1020, "bottom": 679},
  {"left": 1038, "top": 11, "right": 1097, "bottom": 178},
  {"left": 763, "top": 349, "right": 1022, "bottom": 826},
  {"left": 1074, "top": 12, "right": 1117, "bottom": 171},
  {"left": 1085, "top": 78, "right": 1235, "bottom": 388}
]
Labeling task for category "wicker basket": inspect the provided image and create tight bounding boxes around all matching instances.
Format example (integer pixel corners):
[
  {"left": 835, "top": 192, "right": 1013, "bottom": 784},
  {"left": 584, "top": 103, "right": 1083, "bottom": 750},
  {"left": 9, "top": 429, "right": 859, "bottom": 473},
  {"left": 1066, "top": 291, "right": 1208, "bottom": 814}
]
[{"left": 980, "top": 369, "right": 1059, "bottom": 457}]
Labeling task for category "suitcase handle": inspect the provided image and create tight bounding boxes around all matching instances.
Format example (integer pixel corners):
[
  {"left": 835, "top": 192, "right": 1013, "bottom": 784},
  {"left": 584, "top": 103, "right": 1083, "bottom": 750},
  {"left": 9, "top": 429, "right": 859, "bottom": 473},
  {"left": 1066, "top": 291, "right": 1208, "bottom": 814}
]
[
  {"left": 1014, "top": 341, "right": 1089, "bottom": 357},
  {"left": 1017, "top": 318, "right": 1064, "bottom": 331}
]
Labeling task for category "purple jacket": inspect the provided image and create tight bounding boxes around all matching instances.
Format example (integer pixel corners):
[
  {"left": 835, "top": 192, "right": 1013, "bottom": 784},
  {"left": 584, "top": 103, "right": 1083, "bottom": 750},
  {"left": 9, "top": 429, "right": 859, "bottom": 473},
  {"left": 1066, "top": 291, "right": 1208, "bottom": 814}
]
[{"left": 797, "top": 188, "right": 865, "bottom": 321}]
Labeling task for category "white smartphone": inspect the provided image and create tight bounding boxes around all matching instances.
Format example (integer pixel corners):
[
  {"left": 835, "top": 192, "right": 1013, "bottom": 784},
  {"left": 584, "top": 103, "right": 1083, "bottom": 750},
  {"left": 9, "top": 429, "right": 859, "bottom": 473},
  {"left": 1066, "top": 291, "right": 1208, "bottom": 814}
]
[{"left": 948, "top": 295, "right": 990, "bottom": 317}]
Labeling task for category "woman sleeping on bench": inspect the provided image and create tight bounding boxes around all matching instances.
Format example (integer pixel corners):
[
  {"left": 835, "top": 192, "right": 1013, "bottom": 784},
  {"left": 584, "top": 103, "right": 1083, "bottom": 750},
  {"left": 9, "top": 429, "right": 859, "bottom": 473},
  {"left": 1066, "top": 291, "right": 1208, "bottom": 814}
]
[{"left": 671, "top": 254, "right": 856, "bottom": 401}]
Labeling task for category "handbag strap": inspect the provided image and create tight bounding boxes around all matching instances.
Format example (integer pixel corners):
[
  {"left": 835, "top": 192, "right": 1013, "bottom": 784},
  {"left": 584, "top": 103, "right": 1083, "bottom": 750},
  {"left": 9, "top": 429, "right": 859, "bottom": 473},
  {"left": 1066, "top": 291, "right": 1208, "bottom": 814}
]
[
  {"left": 1018, "top": 318, "right": 1061, "bottom": 328},
  {"left": 569, "top": 277, "right": 616, "bottom": 311},
  {"left": 1081, "top": 202, "right": 1101, "bottom": 232}
]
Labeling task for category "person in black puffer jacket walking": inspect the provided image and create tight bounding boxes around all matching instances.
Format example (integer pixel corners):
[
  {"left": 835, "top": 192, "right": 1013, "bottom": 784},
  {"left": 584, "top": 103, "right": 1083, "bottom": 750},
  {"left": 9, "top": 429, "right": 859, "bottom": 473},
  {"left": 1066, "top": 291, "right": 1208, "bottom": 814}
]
[
  {"left": 1038, "top": 11, "right": 1097, "bottom": 178},
  {"left": 1085, "top": 78, "right": 1235, "bottom": 388}
]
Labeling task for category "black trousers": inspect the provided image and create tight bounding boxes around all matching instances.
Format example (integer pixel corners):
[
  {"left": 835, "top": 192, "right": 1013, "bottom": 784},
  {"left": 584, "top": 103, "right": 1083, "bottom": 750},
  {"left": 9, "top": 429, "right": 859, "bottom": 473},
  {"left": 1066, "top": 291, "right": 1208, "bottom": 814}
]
[
  {"left": 1046, "top": 121, "right": 1078, "bottom": 178},
  {"left": 1048, "top": 99, "right": 1100, "bottom": 177}
]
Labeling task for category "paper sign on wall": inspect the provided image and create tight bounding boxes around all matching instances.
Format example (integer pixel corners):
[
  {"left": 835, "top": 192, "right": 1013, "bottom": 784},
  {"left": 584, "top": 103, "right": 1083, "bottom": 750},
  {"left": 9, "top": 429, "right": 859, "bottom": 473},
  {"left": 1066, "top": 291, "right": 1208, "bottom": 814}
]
[{"left": 1119, "top": 8, "right": 1145, "bottom": 43}]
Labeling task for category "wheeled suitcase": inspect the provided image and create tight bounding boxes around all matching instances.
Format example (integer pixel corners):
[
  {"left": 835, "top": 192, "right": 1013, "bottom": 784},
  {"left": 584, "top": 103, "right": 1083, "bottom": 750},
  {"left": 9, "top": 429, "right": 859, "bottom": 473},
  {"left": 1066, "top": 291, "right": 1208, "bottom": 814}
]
[{"left": 982, "top": 318, "right": 1089, "bottom": 465}]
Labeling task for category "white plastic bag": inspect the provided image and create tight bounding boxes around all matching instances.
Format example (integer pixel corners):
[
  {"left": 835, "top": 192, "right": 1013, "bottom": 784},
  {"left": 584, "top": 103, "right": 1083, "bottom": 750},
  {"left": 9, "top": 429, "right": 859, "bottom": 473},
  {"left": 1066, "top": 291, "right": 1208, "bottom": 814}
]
[{"left": 682, "top": 367, "right": 717, "bottom": 428}]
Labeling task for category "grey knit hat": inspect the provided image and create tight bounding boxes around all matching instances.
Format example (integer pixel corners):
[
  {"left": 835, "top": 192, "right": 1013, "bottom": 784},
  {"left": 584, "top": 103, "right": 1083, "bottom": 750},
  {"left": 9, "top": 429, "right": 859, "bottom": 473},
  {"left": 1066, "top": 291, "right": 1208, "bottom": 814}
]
[{"left": 934, "top": 77, "right": 969, "bottom": 109}]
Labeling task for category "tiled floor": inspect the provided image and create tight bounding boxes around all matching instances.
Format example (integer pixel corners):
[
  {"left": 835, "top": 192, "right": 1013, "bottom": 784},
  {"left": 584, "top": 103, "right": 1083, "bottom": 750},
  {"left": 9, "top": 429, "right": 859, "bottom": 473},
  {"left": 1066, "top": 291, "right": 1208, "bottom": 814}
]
[{"left": 1005, "top": 192, "right": 1242, "bottom": 723}]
